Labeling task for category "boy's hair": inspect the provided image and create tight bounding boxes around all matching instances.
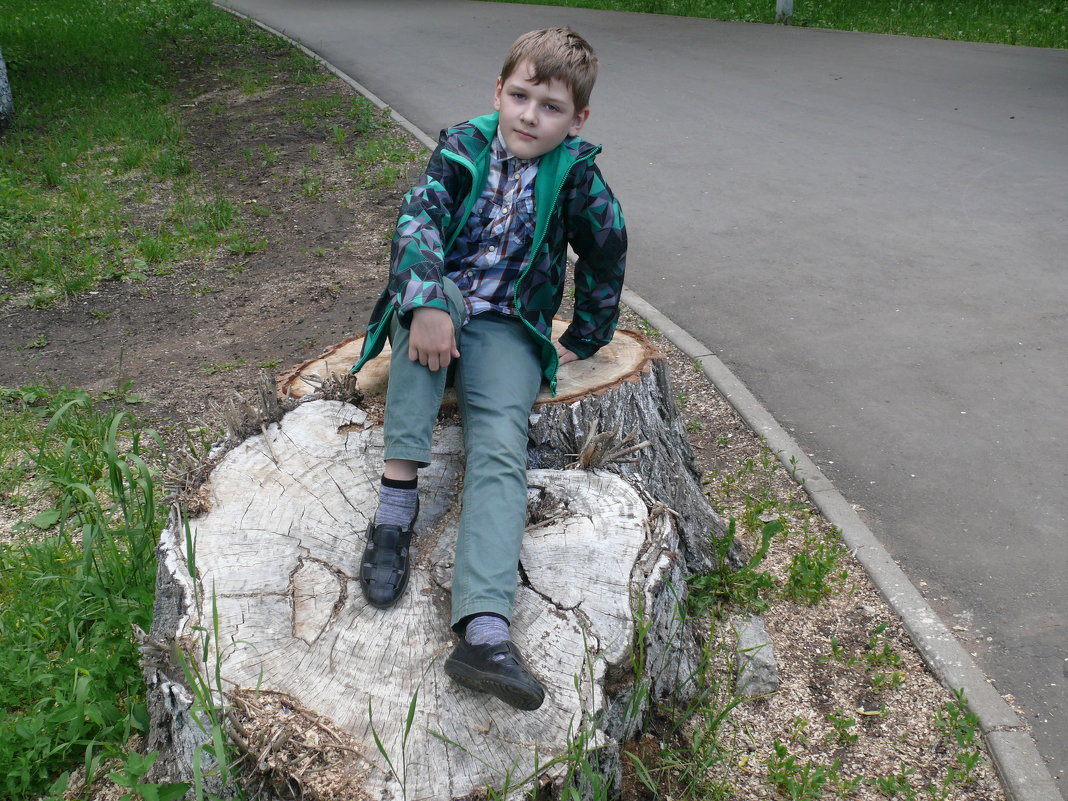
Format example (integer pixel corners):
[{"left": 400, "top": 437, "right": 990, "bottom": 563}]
[{"left": 500, "top": 27, "right": 598, "bottom": 111}]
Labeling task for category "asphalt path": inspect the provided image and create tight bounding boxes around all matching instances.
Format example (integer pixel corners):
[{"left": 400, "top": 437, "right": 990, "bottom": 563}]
[{"left": 219, "top": 0, "right": 1067, "bottom": 788}]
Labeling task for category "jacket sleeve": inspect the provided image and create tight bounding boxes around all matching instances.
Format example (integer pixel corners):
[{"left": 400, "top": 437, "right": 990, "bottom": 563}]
[
  {"left": 559, "top": 160, "right": 628, "bottom": 359},
  {"left": 387, "top": 137, "right": 462, "bottom": 322}
]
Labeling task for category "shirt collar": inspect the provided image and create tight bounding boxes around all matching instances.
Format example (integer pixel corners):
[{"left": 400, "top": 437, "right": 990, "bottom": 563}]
[{"left": 493, "top": 130, "right": 537, "bottom": 170}]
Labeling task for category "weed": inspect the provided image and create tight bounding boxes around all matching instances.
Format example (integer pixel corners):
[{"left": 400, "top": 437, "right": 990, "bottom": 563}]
[
  {"left": 822, "top": 636, "right": 857, "bottom": 666},
  {"left": 864, "top": 622, "right": 903, "bottom": 670},
  {"left": 740, "top": 490, "right": 778, "bottom": 535},
  {"left": 688, "top": 518, "right": 780, "bottom": 615},
  {"left": 783, "top": 530, "right": 847, "bottom": 605},
  {"left": 226, "top": 234, "right": 267, "bottom": 255},
  {"left": 19, "top": 334, "right": 49, "bottom": 350},
  {"left": 871, "top": 670, "right": 905, "bottom": 693},
  {"left": 205, "top": 359, "right": 246, "bottom": 375},
  {"left": 299, "top": 167, "right": 322, "bottom": 199},
  {"left": 331, "top": 124, "right": 347, "bottom": 152},
  {"left": 202, "top": 197, "right": 235, "bottom": 231},
  {"left": 930, "top": 687, "right": 985, "bottom": 789},
  {"left": 764, "top": 740, "right": 829, "bottom": 800},
  {"left": 825, "top": 708, "right": 859, "bottom": 744},
  {"left": 177, "top": 581, "right": 241, "bottom": 799},
  {"left": 870, "top": 765, "right": 917, "bottom": 798},
  {"left": 788, "top": 715, "right": 811, "bottom": 746},
  {"left": 259, "top": 142, "right": 280, "bottom": 166},
  {"left": 933, "top": 687, "right": 979, "bottom": 750}
]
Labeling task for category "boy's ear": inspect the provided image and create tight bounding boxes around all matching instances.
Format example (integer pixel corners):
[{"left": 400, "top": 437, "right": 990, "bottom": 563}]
[
  {"left": 493, "top": 76, "right": 503, "bottom": 111},
  {"left": 569, "top": 107, "right": 590, "bottom": 137}
]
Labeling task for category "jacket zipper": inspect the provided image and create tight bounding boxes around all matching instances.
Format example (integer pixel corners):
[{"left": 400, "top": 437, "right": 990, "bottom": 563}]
[{"left": 513, "top": 148, "right": 599, "bottom": 395}]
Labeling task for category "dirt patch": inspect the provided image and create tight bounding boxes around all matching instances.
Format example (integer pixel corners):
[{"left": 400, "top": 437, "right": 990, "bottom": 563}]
[{"left": 0, "top": 64, "right": 408, "bottom": 437}]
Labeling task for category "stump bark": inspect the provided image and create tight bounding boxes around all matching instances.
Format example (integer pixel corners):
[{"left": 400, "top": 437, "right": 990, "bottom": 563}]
[{"left": 147, "top": 324, "right": 732, "bottom": 799}]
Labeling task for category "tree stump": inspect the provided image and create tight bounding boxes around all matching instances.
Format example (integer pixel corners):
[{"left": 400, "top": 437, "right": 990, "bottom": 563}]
[
  {"left": 0, "top": 47, "right": 13, "bottom": 134},
  {"left": 146, "top": 323, "right": 732, "bottom": 800}
]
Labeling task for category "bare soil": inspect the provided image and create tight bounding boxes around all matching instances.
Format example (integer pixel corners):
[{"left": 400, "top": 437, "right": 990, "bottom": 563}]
[
  {"left": 1, "top": 37, "right": 1007, "bottom": 801},
  {"left": 0, "top": 67, "right": 404, "bottom": 436}
]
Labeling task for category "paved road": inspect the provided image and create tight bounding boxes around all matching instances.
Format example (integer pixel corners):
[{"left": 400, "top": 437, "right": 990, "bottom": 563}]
[{"left": 221, "top": 0, "right": 1068, "bottom": 788}]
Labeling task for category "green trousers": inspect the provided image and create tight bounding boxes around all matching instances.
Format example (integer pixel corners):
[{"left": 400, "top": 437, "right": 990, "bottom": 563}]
[{"left": 384, "top": 280, "right": 542, "bottom": 628}]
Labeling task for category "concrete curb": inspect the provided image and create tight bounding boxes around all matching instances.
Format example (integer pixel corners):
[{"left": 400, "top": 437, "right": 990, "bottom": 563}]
[
  {"left": 215, "top": 6, "right": 1062, "bottom": 799},
  {"left": 622, "top": 288, "right": 1063, "bottom": 801}
]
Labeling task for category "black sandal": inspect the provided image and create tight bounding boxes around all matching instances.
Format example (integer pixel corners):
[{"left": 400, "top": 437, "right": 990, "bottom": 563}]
[{"left": 359, "top": 508, "right": 417, "bottom": 609}]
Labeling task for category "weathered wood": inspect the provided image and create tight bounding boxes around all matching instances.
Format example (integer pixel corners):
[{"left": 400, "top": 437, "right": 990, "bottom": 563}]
[
  {"left": 147, "top": 326, "right": 730, "bottom": 799},
  {"left": 278, "top": 319, "right": 654, "bottom": 406}
]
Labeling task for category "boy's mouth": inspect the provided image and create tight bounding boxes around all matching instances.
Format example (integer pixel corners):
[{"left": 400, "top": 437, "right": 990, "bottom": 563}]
[{"left": 514, "top": 129, "right": 536, "bottom": 141}]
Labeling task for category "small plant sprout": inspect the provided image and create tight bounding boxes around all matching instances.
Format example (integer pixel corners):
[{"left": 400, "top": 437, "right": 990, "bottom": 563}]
[
  {"left": 764, "top": 741, "right": 830, "bottom": 801},
  {"left": 825, "top": 708, "right": 859, "bottom": 744},
  {"left": 259, "top": 142, "right": 280, "bottom": 165},
  {"left": 331, "top": 123, "right": 347, "bottom": 151},
  {"left": 789, "top": 715, "right": 811, "bottom": 746}
]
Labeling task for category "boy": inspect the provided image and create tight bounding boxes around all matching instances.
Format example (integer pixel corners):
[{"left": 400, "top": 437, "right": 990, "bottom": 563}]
[{"left": 352, "top": 27, "right": 626, "bottom": 711}]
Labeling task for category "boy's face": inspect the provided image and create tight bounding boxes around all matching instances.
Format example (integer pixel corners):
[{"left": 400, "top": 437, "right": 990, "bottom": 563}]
[{"left": 493, "top": 60, "right": 590, "bottom": 160}]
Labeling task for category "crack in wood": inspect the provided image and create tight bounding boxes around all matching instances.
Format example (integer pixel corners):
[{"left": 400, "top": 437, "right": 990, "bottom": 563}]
[
  {"left": 517, "top": 559, "right": 582, "bottom": 616},
  {"left": 289, "top": 556, "right": 347, "bottom": 645}
]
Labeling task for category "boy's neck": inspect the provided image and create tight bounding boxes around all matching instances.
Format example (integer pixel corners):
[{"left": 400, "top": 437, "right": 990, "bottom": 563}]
[{"left": 494, "top": 129, "right": 539, "bottom": 166}]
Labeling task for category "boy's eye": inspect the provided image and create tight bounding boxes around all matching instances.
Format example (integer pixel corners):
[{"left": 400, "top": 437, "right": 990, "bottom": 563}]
[{"left": 544, "top": 104, "right": 559, "bottom": 112}]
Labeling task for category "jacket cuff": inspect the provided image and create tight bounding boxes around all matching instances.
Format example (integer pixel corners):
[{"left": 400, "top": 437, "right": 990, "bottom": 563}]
[{"left": 559, "top": 330, "right": 603, "bottom": 360}]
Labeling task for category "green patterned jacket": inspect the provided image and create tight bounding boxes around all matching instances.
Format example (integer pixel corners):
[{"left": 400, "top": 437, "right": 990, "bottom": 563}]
[{"left": 351, "top": 112, "right": 627, "bottom": 394}]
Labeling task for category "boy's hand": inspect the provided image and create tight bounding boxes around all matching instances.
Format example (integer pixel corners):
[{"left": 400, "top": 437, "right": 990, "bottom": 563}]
[
  {"left": 409, "top": 308, "right": 459, "bottom": 371},
  {"left": 555, "top": 341, "right": 579, "bottom": 366}
]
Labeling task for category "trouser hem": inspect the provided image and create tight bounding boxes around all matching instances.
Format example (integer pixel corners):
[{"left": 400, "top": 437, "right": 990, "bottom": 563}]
[
  {"left": 452, "top": 600, "right": 513, "bottom": 632},
  {"left": 382, "top": 446, "right": 432, "bottom": 466}
]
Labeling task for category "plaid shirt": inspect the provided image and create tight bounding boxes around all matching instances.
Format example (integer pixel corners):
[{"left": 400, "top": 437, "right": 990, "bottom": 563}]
[{"left": 445, "top": 133, "right": 539, "bottom": 320}]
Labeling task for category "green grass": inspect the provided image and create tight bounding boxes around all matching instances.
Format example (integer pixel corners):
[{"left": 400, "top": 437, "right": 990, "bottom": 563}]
[
  {"left": 0, "top": 1, "right": 327, "bottom": 794},
  {"left": 479, "top": 0, "right": 1068, "bottom": 48},
  {"left": 0, "top": 387, "right": 167, "bottom": 798},
  {"left": 0, "top": 0, "right": 308, "bottom": 308}
]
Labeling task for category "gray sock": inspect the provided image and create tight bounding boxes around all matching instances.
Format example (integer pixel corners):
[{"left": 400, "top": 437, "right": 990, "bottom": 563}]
[
  {"left": 374, "top": 481, "right": 418, "bottom": 529},
  {"left": 464, "top": 615, "right": 510, "bottom": 651}
]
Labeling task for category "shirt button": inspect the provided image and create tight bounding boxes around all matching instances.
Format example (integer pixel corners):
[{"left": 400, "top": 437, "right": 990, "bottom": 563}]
[
  {"left": 503, "top": 205, "right": 511, "bottom": 213},
  {"left": 489, "top": 245, "right": 496, "bottom": 252}
]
